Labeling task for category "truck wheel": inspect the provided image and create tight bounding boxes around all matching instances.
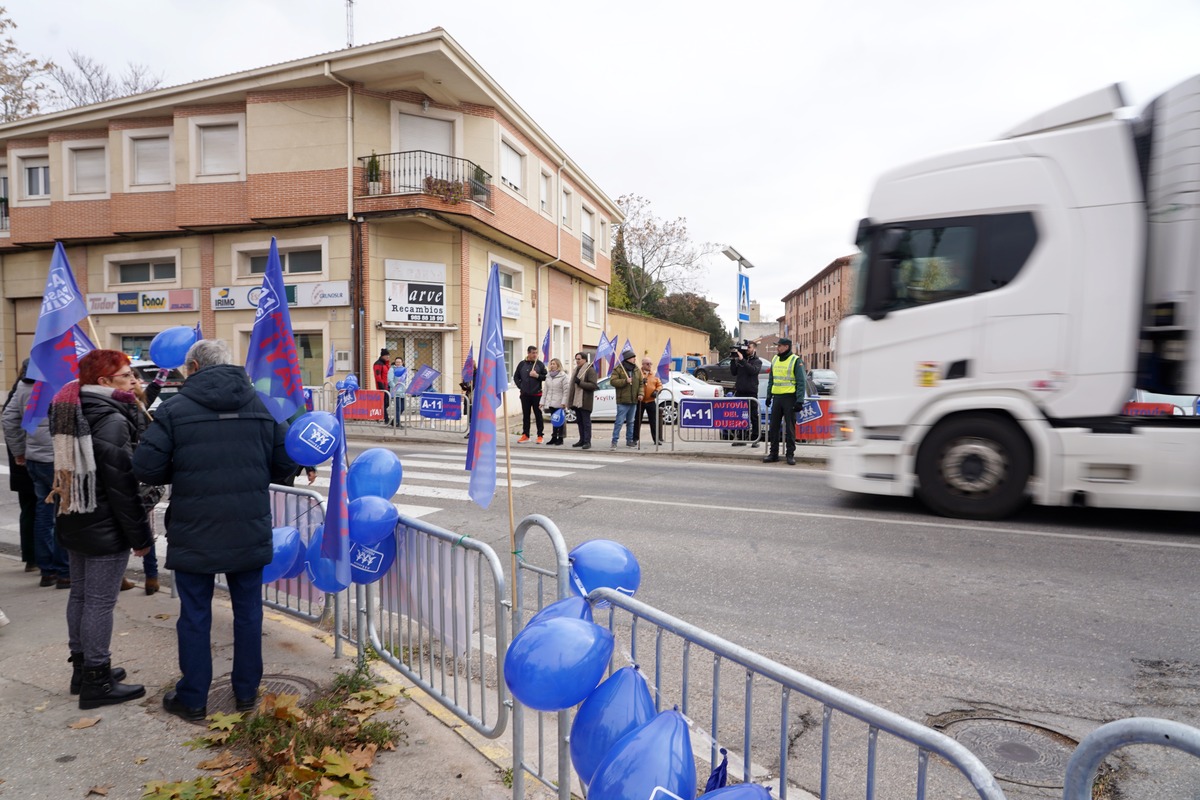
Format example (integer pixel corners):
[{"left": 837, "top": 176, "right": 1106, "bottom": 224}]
[
  {"left": 694, "top": 369, "right": 708, "bottom": 382},
  {"left": 916, "top": 415, "right": 1031, "bottom": 520}
]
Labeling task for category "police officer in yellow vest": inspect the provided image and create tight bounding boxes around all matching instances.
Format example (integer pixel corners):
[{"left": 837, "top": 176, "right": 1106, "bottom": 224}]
[{"left": 763, "top": 337, "right": 806, "bottom": 465}]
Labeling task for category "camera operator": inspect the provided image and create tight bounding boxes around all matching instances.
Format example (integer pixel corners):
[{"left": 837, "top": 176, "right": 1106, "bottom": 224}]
[{"left": 729, "top": 340, "right": 762, "bottom": 447}]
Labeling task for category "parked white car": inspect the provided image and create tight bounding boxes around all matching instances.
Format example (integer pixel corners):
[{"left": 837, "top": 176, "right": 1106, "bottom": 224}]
[{"left": 566, "top": 371, "right": 722, "bottom": 423}]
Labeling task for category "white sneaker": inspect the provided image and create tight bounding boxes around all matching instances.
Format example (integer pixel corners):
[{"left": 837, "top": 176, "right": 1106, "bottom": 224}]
[{"left": 0, "top": 608, "right": 9, "bottom": 627}]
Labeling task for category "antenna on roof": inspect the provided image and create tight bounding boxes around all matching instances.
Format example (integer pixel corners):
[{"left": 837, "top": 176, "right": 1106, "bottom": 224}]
[{"left": 346, "top": 0, "right": 354, "bottom": 48}]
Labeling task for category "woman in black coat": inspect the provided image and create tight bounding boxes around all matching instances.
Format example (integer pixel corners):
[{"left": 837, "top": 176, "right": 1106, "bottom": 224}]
[{"left": 49, "top": 350, "right": 154, "bottom": 709}]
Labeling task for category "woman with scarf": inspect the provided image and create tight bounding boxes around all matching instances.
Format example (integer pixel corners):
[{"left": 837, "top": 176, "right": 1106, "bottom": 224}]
[
  {"left": 540, "top": 358, "right": 569, "bottom": 445},
  {"left": 49, "top": 350, "right": 153, "bottom": 709}
]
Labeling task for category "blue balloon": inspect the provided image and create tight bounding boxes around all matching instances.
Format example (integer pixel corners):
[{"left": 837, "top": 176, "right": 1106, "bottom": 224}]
[
  {"left": 305, "top": 526, "right": 350, "bottom": 593},
  {"left": 344, "top": 373, "right": 359, "bottom": 389},
  {"left": 551, "top": 408, "right": 566, "bottom": 427},
  {"left": 698, "top": 785, "right": 773, "bottom": 799},
  {"left": 148, "top": 326, "right": 199, "bottom": 369},
  {"left": 348, "top": 495, "right": 398, "bottom": 547},
  {"left": 285, "top": 411, "right": 340, "bottom": 466},
  {"left": 349, "top": 530, "right": 396, "bottom": 584},
  {"left": 527, "top": 596, "right": 593, "bottom": 628},
  {"left": 262, "top": 526, "right": 302, "bottom": 584},
  {"left": 588, "top": 709, "right": 697, "bottom": 800},
  {"left": 504, "top": 617, "right": 614, "bottom": 712},
  {"left": 347, "top": 448, "right": 403, "bottom": 500},
  {"left": 568, "top": 540, "right": 641, "bottom": 604},
  {"left": 280, "top": 529, "right": 310, "bottom": 580},
  {"left": 570, "top": 666, "right": 656, "bottom": 788}
]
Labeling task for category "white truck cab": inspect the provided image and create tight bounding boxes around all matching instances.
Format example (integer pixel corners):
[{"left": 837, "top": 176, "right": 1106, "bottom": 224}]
[{"left": 830, "top": 75, "right": 1200, "bottom": 519}]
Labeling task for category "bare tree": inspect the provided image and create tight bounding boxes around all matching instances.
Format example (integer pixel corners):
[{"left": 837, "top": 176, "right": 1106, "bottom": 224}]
[
  {"left": 0, "top": 7, "right": 56, "bottom": 122},
  {"left": 49, "top": 50, "right": 162, "bottom": 108},
  {"left": 613, "top": 194, "right": 711, "bottom": 314}
]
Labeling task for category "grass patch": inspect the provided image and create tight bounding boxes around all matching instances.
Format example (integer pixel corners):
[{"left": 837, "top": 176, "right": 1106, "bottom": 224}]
[{"left": 143, "top": 663, "right": 407, "bottom": 799}]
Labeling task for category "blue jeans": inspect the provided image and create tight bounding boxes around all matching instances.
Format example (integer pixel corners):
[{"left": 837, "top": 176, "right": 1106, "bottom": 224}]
[
  {"left": 174, "top": 568, "right": 264, "bottom": 707},
  {"left": 612, "top": 403, "right": 637, "bottom": 444},
  {"left": 27, "top": 460, "right": 69, "bottom": 578}
]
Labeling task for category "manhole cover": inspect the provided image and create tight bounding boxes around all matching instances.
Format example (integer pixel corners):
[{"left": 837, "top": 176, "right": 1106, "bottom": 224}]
[
  {"left": 943, "top": 718, "right": 1076, "bottom": 788},
  {"left": 178, "top": 673, "right": 321, "bottom": 725}
]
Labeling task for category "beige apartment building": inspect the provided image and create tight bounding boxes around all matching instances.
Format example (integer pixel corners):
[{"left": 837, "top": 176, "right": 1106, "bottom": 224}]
[
  {"left": 0, "top": 30, "right": 620, "bottom": 390},
  {"left": 781, "top": 255, "right": 855, "bottom": 371}
]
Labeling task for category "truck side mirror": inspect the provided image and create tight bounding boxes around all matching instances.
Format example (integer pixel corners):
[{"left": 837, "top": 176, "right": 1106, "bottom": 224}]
[{"left": 864, "top": 226, "right": 908, "bottom": 320}]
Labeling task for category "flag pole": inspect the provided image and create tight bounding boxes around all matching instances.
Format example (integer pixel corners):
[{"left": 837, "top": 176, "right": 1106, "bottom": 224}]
[
  {"left": 85, "top": 316, "right": 100, "bottom": 348},
  {"left": 502, "top": 392, "right": 517, "bottom": 610}
]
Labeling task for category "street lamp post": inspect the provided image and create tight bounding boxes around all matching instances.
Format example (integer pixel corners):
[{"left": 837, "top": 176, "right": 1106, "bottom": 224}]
[{"left": 722, "top": 246, "right": 754, "bottom": 339}]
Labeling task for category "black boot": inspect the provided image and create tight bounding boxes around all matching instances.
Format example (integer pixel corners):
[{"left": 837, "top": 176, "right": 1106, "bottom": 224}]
[
  {"left": 70, "top": 652, "right": 126, "bottom": 695},
  {"left": 79, "top": 662, "right": 145, "bottom": 709},
  {"left": 762, "top": 449, "right": 780, "bottom": 463}
]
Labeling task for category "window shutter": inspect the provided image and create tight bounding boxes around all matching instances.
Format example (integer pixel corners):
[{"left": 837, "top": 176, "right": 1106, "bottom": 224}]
[
  {"left": 133, "top": 137, "right": 170, "bottom": 185},
  {"left": 73, "top": 148, "right": 106, "bottom": 194},
  {"left": 199, "top": 124, "right": 240, "bottom": 175}
]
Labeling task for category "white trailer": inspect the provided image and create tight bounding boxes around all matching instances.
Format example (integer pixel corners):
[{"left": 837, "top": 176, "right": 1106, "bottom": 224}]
[{"left": 829, "top": 74, "right": 1200, "bottom": 519}]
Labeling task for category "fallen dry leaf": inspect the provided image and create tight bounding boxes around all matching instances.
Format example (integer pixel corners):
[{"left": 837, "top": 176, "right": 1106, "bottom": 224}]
[
  {"left": 198, "top": 750, "right": 242, "bottom": 770},
  {"left": 134, "top": 756, "right": 148, "bottom": 764},
  {"left": 69, "top": 717, "right": 101, "bottom": 729},
  {"left": 86, "top": 785, "right": 112, "bottom": 796},
  {"left": 154, "top": 613, "right": 172, "bottom": 620}
]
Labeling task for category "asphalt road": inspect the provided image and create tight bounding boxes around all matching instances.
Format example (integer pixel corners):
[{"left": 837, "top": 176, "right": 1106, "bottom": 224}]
[
  {"left": 426, "top": 445, "right": 1200, "bottom": 798},
  {"left": 4, "top": 439, "right": 1197, "bottom": 798}
]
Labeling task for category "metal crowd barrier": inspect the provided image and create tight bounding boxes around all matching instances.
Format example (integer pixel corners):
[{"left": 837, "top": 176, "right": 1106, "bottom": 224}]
[
  {"left": 360, "top": 515, "right": 510, "bottom": 739},
  {"left": 392, "top": 391, "right": 471, "bottom": 435},
  {"left": 261, "top": 485, "right": 332, "bottom": 625},
  {"left": 671, "top": 394, "right": 765, "bottom": 445},
  {"left": 506, "top": 517, "right": 1006, "bottom": 800},
  {"left": 1062, "top": 718, "right": 1200, "bottom": 799}
]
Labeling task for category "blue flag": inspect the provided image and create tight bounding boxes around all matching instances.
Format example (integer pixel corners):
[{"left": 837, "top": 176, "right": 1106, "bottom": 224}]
[
  {"left": 466, "top": 264, "right": 509, "bottom": 508},
  {"left": 245, "top": 238, "right": 304, "bottom": 423},
  {"left": 541, "top": 326, "right": 551, "bottom": 363},
  {"left": 607, "top": 333, "right": 621, "bottom": 372},
  {"left": 595, "top": 330, "right": 613, "bottom": 377},
  {"left": 72, "top": 324, "right": 95, "bottom": 358},
  {"left": 193, "top": 320, "right": 203, "bottom": 341},
  {"left": 657, "top": 338, "right": 672, "bottom": 382},
  {"left": 461, "top": 344, "right": 475, "bottom": 386},
  {"left": 325, "top": 346, "right": 336, "bottom": 380},
  {"left": 320, "top": 384, "right": 352, "bottom": 585},
  {"left": 24, "top": 243, "right": 88, "bottom": 432},
  {"left": 406, "top": 364, "right": 440, "bottom": 397}
]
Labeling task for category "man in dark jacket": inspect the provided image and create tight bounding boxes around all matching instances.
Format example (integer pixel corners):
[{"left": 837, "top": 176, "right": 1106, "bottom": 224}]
[
  {"left": 133, "top": 339, "right": 296, "bottom": 721},
  {"left": 729, "top": 340, "right": 763, "bottom": 447},
  {"left": 513, "top": 345, "right": 546, "bottom": 443}
]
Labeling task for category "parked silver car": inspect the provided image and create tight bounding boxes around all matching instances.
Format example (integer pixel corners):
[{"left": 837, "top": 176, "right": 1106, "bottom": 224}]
[{"left": 810, "top": 369, "right": 838, "bottom": 395}]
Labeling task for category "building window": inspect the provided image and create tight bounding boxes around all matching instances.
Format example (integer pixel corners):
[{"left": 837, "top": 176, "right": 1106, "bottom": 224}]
[
  {"left": 540, "top": 172, "right": 551, "bottom": 213},
  {"left": 502, "top": 338, "right": 517, "bottom": 375},
  {"left": 70, "top": 147, "right": 107, "bottom": 195},
  {"left": 248, "top": 247, "right": 323, "bottom": 276},
  {"left": 189, "top": 115, "right": 245, "bottom": 182},
  {"left": 561, "top": 188, "right": 572, "bottom": 228},
  {"left": 117, "top": 260, "right": 176, "bottom": 284},
  {"left": 581, "top": 208, "right": 595, "bottom": 263},
  {"left": 131, "top": 136, "right": 171, "bottom": 186},
  {"left": 104, "top": 249, "right": 182, "bottom": 289},
  {"left": 501, "top": 141, "right": 523, "bottom": 192},
  {"left": 23, "top": 157, "right": 49, "bottom": 199},
  {"left": 587, "top": 295, "right": 601, "bottom": 326}
]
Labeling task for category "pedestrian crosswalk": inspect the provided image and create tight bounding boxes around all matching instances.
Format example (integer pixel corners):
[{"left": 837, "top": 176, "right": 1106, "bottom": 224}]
[
  {"left": 300, "top": 446, "right": 630, "bottom": 518},
  {"left": 0, "top": 446, "right": 631, "bottom": 522}
]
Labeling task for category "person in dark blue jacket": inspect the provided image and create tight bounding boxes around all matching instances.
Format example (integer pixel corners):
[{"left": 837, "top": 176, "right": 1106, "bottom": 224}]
[{"left": 132, "top": 339, "right": 296, "bottom": 721}]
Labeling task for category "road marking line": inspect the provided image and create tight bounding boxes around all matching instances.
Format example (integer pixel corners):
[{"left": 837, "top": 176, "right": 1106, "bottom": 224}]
[
  {"left": 432, "top": 448, "right": 631, "bottom": 465},
  {"left": 395, "top": 458, "right": 573, "bottom": 478},
  {"left": 578, "top": 495, "right": 1200, "bottom": 550}
]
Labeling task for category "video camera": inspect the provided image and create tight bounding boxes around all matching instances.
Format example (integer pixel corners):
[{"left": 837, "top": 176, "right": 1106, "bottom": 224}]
[{"left": 730, "top": 340, "right": 751, "bottom": 358}]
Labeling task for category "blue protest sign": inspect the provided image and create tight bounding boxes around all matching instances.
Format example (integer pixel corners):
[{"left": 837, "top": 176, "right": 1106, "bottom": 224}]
[
  {"left": 418, "top": 392, "right": 463, "bottom": 420},
  {"left": 679, "top": 398, "right": 750, "bottom": 430},
  {"left": 798, "top": 399, "right": 824, "bottom": 425}
]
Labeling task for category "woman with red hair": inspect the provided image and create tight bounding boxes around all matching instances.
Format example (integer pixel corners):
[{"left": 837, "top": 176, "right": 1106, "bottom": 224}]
[{"left": 48, "top": 349, "right": 154, "bottom": 709}]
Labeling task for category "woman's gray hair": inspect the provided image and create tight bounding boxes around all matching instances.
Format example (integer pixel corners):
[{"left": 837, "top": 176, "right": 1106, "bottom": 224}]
[{"left": 185, "top": 339, "right": 232, "bottom": 372}]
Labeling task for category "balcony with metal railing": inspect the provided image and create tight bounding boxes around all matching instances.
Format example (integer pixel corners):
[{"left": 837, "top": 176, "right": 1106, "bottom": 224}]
[
  {"left": 0, "top": 202, "right": 8, "bottom": 232},
  {"left": 358, "top": 150, "right": 492, "bottom": 210}
]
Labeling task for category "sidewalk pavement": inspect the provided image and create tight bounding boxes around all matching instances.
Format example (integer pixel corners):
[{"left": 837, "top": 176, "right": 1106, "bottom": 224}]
[{"left": 0, "top": 555, "right": 534, "bottom": 800}]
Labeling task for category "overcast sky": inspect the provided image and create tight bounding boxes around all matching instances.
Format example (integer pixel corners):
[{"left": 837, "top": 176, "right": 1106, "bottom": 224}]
[{"left": 6, "top": 0, "right": 1198, "bottom": 330}]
